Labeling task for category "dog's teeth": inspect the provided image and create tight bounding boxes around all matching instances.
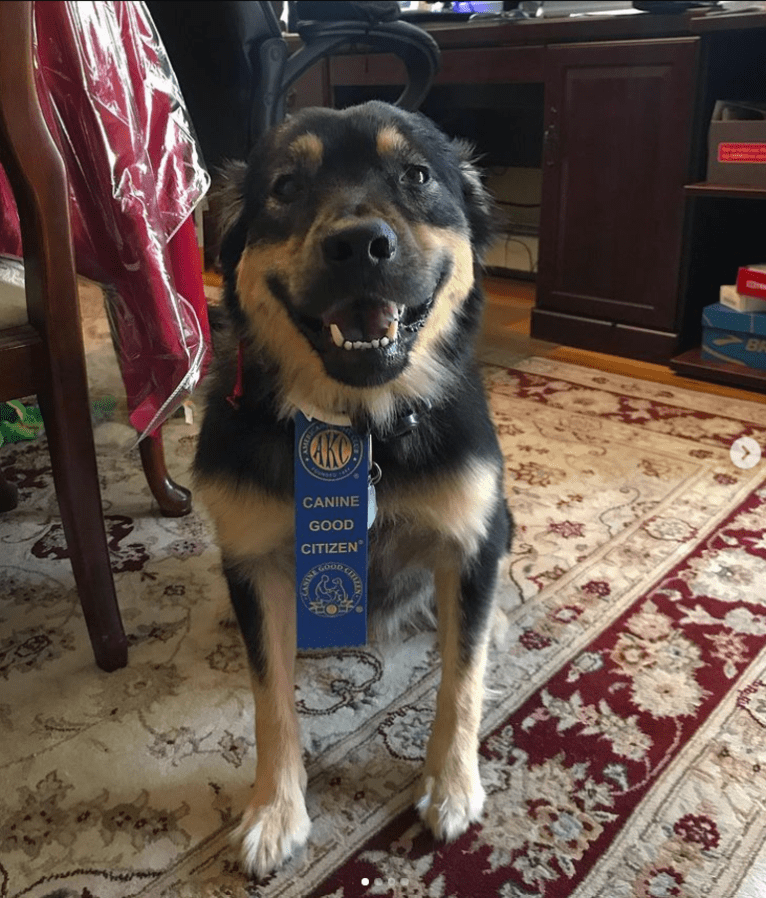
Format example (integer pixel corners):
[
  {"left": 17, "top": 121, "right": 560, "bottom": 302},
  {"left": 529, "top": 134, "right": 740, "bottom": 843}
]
[
  {"left": 330, "top": 323, "right": 345, "bottom": 348},
  {"left": 333, "top": 316, "right": 398, "bottom": 352}
]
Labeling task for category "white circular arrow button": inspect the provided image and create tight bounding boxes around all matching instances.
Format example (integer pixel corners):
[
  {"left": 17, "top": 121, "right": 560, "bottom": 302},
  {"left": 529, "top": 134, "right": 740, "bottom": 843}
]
[{"left": 730, "top": 436, "right": 762, "bottom": 470}]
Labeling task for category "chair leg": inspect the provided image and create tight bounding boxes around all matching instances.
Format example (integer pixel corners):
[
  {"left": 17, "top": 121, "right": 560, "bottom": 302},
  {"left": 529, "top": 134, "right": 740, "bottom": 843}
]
[
  {"left": 139, "top": 428, "right": 192, "bottom": 517},
  {"left": 0, "top": 2, "right": 126, "bottom": 671},
  {"left": 40, "top": 386, "right": 128, "bottom": 672},
  {"left": 0, "top": 464, "right": 18, "bottom": 511}
]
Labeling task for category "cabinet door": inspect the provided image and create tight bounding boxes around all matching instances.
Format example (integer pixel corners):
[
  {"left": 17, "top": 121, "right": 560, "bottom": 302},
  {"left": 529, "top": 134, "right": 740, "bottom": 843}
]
[{"left": 537, "top": 38, "right": 698, "bottom": 331}]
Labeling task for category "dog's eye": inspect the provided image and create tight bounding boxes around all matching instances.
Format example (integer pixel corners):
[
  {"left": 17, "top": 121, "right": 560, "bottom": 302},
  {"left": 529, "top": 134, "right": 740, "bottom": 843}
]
[
  {"left": 402, "top": 164, "right": 430, "bottom": 186},
  {"left": 271, "top": 173, "right": 301, "bottom": 201}
]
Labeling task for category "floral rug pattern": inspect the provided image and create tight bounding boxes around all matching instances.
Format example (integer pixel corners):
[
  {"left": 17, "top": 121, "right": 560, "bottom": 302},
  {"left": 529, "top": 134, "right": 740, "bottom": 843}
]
[{"left": 3, "top": 302, "right": 766, "bottom": 898}]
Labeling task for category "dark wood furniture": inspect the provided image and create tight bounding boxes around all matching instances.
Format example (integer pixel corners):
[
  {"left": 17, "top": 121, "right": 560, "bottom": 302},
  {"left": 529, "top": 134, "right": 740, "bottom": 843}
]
[
  {"left": 140, "top": 433, "right": 192, "bottom": 517},
  {"left": 0, "top": 1, "right": 128, "bottom": 671},
  {"left": 290, "top": 9, "right": 766, "bottom": 389},
  {"left": 535, "top": 37, "right": 698, "bottom": 360}
]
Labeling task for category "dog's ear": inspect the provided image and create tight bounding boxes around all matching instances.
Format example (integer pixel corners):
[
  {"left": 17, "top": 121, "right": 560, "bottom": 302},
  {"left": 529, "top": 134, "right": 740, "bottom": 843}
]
[
  {"left": 208, "top": 160, "right": 249, "bottom": 275},
  {"left": 453, "top": 139, "right": 497, "bottom": 260}
]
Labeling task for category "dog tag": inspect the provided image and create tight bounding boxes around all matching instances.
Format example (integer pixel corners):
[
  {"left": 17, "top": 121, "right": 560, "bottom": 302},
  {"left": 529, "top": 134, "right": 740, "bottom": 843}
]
[
  {"left": 294, "top": 412, "right": 368, "bottom": 649},
  {"left": 367, "top": 438, "right": 380, "bottom": 530},
  {"left": 368, "top": 478, "right": 377, "bottom": 529}
]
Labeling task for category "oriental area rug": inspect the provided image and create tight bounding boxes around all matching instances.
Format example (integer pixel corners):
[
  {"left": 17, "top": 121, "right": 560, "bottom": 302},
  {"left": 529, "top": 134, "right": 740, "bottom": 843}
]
[{"left": 3, "top": 288, "right": 766, "bottom": 898}]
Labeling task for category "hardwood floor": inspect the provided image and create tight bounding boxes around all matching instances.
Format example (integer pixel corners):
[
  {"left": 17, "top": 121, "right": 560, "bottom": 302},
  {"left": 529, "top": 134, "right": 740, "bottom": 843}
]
[{"left": 480, "top": 276, "right": 766, "bottom": 407}]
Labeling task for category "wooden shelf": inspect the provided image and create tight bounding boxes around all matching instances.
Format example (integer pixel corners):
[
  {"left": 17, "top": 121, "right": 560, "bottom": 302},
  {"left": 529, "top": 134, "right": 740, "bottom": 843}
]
[
  {"left": 689, "top": 9, "right": 766, "bottom": 33},
  {"left": 685, "top": 182, "right": 766, "bottom": 200},
  {"left": 671, "top": 347, "right": 766, "bottom": 393}
]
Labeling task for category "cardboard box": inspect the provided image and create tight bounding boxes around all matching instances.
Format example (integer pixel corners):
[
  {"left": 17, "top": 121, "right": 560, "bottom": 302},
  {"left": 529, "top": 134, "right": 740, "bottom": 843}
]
[
  {"left": 702, "top": 303, "right": 766, "bottom": 369},
  {"left": 707, "top": 101, "right": 766, "bottom": 188},
  {"left": 720, "top": 284, "right": 766, "bottom": 312},
  {"left": 737, "top": 264, "right": 766, "bottom": 299}
]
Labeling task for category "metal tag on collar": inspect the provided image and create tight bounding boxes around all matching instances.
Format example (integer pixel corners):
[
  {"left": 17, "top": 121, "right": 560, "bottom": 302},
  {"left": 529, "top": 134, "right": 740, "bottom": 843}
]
[
  {"left": 392, "top": 410, "right": 420, "bottom": 437},
  {"left": 294, "top": 411, "right": 368, "bottom": 649},
  {"left": 367, "top": 433, "right": 381, "bottom": 529},
  {"left": 390, "top": 399, "right": 431, "bottom": 438}
]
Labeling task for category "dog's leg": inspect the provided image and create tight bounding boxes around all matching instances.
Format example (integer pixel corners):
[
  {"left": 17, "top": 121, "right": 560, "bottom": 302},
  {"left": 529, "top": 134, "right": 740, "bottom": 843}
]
[
  {"left": 224, "top": 560, "right": 310, "bottom": 878},
  {"left": 415, "top": 547, "right": 499, "bottom": 841}
]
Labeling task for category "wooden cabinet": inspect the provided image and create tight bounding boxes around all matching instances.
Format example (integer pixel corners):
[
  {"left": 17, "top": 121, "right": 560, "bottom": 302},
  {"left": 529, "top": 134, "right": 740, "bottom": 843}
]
[
  {"left": 532, "top": 38, "right": 699, "bottom": 360},
  {"left": 293, "top": 13, "right": 766, "bottom": 381}
]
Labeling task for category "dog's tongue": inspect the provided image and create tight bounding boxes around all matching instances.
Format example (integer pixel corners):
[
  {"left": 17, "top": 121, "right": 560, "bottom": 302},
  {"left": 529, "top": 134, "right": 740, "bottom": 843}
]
[{"left": 323, "top": 300, "right": 399, "bottom": 343}]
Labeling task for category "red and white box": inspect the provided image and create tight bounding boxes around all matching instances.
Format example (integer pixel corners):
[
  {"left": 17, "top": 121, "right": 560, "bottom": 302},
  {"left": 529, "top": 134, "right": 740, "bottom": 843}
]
[
  {"left": 736, "top": 264, "right": 766, "bottom": 300},
  {"left": 708, "top": 101, "right": 766, "bottom": 188}
]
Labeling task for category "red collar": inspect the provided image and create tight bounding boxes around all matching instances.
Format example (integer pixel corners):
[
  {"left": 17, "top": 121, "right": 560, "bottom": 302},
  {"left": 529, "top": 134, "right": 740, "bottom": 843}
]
[{"left": 226, "top": 341, "right": 245, "bottom": 409}]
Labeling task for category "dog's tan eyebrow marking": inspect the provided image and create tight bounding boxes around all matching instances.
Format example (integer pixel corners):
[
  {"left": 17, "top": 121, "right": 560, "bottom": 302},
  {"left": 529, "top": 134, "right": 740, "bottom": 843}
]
[
  {"left": 288, "top": 132, "right": 323, "bottom": 171},
  {"left": 377, "top": 125, "right": 410, "bottom": 157}
]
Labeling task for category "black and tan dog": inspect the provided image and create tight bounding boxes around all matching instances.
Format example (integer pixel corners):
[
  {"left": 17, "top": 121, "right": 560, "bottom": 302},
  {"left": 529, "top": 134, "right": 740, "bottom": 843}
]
[{"left": 194, "top": 100, "right": 512, "bottom": 878}]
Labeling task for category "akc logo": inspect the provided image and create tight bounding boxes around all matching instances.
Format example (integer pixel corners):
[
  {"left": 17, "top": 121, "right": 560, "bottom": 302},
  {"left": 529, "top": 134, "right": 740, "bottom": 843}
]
[{"left": 298, "top": 421, "right": 363, "bottom": 481}]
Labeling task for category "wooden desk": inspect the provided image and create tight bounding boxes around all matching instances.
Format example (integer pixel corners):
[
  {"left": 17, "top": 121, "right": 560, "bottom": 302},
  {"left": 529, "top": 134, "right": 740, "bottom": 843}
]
[{"left": 290, "top": 9, "right": 766, "bottom": 389}]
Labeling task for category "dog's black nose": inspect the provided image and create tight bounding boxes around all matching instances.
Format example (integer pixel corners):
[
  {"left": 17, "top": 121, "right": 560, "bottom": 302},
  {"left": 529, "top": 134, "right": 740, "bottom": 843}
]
[{"left": 322, "top": 219, "right": 397, "bottom": 266}]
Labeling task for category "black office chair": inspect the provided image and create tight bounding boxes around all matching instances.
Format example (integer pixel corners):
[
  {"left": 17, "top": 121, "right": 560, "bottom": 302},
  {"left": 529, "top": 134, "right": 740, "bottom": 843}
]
[{"left": 146, "top": 0, "right": 440, "bottom": 179}]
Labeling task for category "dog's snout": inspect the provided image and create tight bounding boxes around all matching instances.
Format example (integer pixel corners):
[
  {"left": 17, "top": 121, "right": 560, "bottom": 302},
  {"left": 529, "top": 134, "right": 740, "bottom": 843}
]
[{"left": 322, "top": 219, "right": 397, "bottom": 266}]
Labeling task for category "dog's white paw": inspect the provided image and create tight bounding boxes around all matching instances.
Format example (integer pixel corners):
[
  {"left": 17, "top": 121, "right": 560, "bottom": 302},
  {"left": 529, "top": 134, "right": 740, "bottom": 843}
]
[
  {"left": 234, "top": 789, "right": 311, "bottom": 879},
  {"left": 414, "top": 765, "right": 486, "bottom": 841}
]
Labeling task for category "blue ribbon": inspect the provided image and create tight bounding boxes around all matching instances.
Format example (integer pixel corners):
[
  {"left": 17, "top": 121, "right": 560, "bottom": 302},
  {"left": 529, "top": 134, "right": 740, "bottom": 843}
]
[{"left": 294, "top": 412, "right": 368, "bottom": 649}]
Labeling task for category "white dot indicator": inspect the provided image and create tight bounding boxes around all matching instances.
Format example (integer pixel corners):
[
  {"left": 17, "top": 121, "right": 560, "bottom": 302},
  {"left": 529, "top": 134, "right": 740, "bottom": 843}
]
[
  {"left": 361, "top": 878, "right": 369, "bottom": 887},
  {"left": 730, "top": 436, "right": 762, "bottom": 470}
]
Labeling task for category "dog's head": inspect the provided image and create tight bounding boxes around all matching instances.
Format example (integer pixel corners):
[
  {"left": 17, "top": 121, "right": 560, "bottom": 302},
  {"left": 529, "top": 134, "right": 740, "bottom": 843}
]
[{"left": 218, "top": 101, "right": 494, "bottom": 427}]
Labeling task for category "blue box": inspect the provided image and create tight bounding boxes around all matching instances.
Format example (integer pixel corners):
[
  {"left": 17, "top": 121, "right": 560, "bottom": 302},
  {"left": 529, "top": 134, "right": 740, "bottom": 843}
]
[{"left": 702, "top": 302, "right": 766, "bottom": 369}]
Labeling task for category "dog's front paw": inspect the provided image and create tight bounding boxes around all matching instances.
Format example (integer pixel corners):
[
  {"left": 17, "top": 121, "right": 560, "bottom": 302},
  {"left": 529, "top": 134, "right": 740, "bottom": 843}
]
[
  {"left": 234, "top": 789, "right": 311, "bottom": 879},
  {"left": 414, "top": 764, "right": 486, "bottom": 842}
]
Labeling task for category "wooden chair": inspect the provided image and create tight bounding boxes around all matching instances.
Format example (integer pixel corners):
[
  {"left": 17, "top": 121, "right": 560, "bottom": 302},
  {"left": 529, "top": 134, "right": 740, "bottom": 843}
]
[{"left": 0, "top": 1, "right": 128, "bottom": 671}]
